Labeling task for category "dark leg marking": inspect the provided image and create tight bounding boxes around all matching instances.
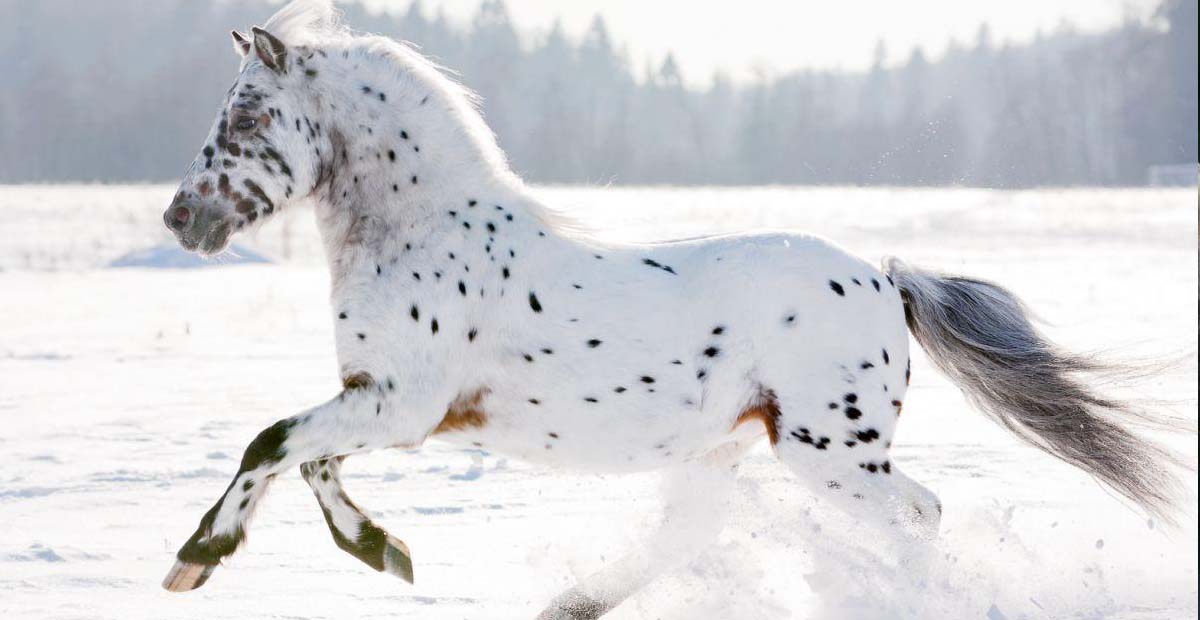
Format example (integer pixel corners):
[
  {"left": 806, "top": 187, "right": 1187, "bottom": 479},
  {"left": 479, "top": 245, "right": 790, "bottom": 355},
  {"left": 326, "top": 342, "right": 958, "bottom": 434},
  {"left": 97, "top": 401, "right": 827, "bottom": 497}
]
[
  {"left": 172, "top": 417, "right": 297, "bottom": 569},
  {"left": 301, "top": 458, "right": 414, "bottom": 583}
]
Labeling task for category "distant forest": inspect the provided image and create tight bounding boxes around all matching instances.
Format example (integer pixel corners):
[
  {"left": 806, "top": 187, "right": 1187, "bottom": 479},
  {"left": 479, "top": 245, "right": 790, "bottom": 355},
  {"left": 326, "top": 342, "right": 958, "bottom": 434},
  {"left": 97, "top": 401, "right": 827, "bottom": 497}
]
[{"left": 0, "top": 0, "right": 1195, "bottom": 186}]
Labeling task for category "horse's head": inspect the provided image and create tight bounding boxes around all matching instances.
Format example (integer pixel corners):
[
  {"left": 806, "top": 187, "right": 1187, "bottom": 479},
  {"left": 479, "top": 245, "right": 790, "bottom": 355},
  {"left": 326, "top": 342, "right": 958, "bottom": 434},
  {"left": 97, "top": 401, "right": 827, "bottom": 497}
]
[{"left": 164, "top": 28, "right": 317, "bottom": 255}]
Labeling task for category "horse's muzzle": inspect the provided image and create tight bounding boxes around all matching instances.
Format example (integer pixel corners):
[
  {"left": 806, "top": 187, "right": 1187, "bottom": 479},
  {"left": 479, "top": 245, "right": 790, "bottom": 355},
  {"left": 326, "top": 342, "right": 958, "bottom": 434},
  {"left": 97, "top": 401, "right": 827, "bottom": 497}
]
[{"left": 163, "top": 197, "right": 234, "bottom": 255}]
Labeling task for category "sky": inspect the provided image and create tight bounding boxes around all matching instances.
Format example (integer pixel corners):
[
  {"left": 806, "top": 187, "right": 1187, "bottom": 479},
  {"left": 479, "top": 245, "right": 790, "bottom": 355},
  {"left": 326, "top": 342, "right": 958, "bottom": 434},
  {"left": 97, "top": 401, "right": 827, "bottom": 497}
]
[{"left": 361, "top": 0, "right": 1161, "bottom": 83}]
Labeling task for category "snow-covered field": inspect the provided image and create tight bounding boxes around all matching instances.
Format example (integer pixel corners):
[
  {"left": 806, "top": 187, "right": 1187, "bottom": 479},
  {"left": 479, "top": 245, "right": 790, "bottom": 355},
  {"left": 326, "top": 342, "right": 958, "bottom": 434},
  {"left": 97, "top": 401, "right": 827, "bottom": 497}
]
[{"left": 1, "top": 185, "right": 1196, "bottom": 619}]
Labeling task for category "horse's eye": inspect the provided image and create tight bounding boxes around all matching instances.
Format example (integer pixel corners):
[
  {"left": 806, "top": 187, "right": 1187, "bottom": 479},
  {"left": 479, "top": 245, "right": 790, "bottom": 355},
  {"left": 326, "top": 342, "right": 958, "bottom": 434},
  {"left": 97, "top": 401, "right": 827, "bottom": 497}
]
[{"left": 234, "top": 116, "right": 257, "bottom": 131}]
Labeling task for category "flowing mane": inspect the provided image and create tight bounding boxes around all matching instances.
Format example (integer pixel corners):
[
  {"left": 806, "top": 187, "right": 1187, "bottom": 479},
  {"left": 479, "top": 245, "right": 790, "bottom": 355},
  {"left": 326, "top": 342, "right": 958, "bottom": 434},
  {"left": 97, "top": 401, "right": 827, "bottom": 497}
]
[
  {"left": 267, "top": 0, "right": 515, "bottom": 184},
  {"left": 261, "top": 0, "right": 339, "bottom": 47}
]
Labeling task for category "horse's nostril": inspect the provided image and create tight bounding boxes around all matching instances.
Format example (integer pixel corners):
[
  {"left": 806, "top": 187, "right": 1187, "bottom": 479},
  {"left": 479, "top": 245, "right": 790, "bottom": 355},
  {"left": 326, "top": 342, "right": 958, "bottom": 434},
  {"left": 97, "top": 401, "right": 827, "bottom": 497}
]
[{"left": 167, "top": 204, "right": 192, "bottom": 231}]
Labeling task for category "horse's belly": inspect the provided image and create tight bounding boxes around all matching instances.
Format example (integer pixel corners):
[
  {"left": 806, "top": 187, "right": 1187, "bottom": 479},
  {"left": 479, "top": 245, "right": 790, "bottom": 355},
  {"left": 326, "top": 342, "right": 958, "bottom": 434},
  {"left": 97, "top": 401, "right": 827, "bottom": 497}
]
[
  {"left": 426, "top": 232, "right": 908, "bottom": 472},
  {"left": 433, "top": 401, "right": 756, "bottom": 473}
]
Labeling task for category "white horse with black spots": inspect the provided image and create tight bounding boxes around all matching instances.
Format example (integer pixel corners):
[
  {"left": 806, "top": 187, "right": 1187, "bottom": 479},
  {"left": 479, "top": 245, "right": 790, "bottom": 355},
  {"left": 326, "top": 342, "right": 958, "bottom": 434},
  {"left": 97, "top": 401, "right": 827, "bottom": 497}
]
[{"left": 160, "top": 1, "right": 1188, "bottom": 617}]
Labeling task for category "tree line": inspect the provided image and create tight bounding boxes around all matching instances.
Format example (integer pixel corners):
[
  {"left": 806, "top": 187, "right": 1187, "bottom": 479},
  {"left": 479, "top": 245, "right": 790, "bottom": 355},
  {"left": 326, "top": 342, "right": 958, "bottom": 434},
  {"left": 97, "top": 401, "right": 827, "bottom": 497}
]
[{"left": 0, "top": 0, "right": 1194, "bottom": 186}]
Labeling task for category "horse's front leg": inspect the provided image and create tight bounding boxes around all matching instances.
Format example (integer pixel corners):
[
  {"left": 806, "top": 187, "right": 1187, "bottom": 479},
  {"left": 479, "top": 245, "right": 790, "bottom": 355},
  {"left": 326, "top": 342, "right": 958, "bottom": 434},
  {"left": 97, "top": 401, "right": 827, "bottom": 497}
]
[
  {"left": 163, "top": 380, "right": 430, "bottom": 592},
  {"left": 300, "top": 456, "right": 414, "bottom": 583}
]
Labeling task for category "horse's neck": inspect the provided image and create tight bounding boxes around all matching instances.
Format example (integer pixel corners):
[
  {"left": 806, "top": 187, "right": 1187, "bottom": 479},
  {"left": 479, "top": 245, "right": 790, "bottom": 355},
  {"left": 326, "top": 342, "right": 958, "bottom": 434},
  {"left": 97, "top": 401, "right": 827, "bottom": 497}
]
[
  {"left": 303, "top": 48, "right": 551, "bottom": 280},
  {"left": 311, "top": 176, "right": 544, "bottom": 274}
]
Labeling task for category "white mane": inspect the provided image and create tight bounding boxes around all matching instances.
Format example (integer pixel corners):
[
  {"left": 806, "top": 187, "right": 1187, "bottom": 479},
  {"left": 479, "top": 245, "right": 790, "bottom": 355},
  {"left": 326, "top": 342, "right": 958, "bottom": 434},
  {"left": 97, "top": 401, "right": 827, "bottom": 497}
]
[
  {"left": 245, "top": 0, "right": 597, "bottom": 240},
  {"left": 261, "top": 0, "right": 340, "bottom": 46},
  {"left": 260, "top": 0, "right": 516, "bottom": 185}
]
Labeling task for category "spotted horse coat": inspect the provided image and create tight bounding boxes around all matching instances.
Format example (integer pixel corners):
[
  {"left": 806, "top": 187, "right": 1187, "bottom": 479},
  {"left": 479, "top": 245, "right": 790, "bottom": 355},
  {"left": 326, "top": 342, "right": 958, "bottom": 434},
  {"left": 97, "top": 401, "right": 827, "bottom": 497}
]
[{"left": 160, "top": 1, "right": 1187, "bottom": 616}]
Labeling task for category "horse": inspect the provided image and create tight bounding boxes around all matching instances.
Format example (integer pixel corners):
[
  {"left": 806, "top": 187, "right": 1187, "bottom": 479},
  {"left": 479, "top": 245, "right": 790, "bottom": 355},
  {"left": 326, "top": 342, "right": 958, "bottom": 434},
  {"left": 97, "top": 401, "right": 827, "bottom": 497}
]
[{"left": 159, "top": 1, "right": 1187, "bottom": 616}]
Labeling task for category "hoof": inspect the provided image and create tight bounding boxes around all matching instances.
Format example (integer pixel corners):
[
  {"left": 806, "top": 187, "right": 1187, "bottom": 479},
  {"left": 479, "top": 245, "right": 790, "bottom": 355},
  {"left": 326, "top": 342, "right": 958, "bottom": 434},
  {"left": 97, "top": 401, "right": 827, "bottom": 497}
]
[
  {"left": 383, "top": 534, "right": 414, "bottom": 584},
  {"left": 162, "top": 560, "right": 216, "bottom": 592}
]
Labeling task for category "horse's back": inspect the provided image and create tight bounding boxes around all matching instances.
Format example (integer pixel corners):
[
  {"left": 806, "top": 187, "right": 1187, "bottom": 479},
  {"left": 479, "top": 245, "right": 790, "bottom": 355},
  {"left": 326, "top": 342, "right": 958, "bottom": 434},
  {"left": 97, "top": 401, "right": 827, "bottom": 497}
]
[{"left": 634, "top": 229, "right": 906, "bottom": 345}]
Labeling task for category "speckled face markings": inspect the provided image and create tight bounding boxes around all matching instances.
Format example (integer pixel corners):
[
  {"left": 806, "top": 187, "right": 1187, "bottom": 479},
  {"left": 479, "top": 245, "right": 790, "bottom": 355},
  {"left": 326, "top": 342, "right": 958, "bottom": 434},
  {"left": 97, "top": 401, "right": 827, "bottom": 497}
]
[{"left": 167, "top": 29, "right": 335, "bottom": 256}]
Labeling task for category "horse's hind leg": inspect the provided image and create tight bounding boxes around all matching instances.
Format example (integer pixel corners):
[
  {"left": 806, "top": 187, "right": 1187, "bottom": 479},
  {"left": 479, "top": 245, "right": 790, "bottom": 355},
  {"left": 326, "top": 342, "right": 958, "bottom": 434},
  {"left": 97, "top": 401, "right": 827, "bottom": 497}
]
[
  {"left": 789, "top": 459, "right": 942, "bottom": 545},
  {"left": 770, "top": 387, "right": 941, "bottom": 554},
  {"left": 300, "top": 456, "right": 414, "bottom": 583},
  {"left": 536, "top": 440, "right": 750, "bottom": 620}
]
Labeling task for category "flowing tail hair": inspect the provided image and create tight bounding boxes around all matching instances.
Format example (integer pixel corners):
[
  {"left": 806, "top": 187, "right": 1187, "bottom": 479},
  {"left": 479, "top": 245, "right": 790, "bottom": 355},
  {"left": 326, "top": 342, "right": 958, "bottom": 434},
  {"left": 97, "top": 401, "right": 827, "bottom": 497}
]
[{"left": 883, "top": 258, "right": 1192, "bottom": 526}]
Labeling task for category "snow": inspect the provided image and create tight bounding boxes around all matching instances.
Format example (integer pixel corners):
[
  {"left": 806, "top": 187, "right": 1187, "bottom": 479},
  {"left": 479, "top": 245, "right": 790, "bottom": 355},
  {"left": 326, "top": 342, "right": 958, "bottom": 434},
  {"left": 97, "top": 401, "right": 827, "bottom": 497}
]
[
  {"left": 108, "top": 244, "right": 270, "bottom": 269},
  {"left": 0, "top": 185, "right": 1196, "bottom": 619}
]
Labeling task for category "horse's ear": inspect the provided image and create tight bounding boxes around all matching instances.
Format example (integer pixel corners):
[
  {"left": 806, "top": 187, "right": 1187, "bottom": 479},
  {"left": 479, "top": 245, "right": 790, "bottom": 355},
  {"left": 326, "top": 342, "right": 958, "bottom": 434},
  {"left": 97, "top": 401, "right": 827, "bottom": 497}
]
[
  {"left": 231, "top": 31, "right": 251, "bottom": 58},
  {"left": 251, "top": 26, "right": 288, "bottom": 73}
]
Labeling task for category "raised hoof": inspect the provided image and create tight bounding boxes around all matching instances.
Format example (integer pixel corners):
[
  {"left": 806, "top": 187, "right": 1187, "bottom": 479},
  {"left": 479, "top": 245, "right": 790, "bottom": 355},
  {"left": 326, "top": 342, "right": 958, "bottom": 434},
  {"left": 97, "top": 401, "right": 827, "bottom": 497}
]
[
  {"left": 162, "top": 560, "right": 216, "bottom": 592},
  {"left": 383, "top": 534, "right": 414, "bottom": 584}
]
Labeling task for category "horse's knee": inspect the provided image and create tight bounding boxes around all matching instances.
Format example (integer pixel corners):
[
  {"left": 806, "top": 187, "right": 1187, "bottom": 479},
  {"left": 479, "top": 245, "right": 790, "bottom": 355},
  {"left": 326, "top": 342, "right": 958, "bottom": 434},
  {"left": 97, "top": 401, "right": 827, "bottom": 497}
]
[
  {"left": 174, "top": 500, "right": 246, "bottom": 566},
  {"left": 895, "top": 481, "right": 941, "bottom": 540},
  {"left": 914, "top": 492, "right": 942, "bottom": 524}
]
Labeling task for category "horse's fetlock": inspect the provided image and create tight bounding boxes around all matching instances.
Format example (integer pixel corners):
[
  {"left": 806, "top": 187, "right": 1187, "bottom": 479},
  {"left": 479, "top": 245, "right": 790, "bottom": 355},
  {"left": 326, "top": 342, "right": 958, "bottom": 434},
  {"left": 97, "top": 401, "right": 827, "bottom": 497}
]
[{"left": 177, "top": 527, "right": 244, "bottom": 566}]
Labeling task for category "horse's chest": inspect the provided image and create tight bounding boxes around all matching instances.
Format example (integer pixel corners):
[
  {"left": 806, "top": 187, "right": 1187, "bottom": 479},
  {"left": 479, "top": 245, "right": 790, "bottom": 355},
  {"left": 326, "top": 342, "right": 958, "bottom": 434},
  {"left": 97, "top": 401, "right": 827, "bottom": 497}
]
[{"left": 327, "top": 267, "right": 460, "bottom": 376}]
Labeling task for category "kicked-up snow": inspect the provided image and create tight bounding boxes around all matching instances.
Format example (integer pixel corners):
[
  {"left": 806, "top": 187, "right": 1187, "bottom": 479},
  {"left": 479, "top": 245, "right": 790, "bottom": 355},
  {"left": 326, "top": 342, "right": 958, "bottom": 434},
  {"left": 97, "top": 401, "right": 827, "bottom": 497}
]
[{"left": 0, "top": 185, "right": 1195, "bottom": 619}]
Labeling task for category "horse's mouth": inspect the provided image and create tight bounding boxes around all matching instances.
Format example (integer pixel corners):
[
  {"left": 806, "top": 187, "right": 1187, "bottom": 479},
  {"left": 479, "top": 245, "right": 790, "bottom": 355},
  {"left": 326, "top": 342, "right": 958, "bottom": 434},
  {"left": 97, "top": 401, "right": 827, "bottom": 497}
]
[
  {"left": 177, "top": 220, "right": 233, "bottom": 256},
  {"left": 197, "top": 221, "right": 234, "bottom": 256}
]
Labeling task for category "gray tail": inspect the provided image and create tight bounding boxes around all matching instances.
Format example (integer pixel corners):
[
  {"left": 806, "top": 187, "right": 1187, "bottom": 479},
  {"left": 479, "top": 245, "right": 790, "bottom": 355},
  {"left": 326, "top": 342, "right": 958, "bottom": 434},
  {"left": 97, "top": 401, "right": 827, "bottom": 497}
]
[{"left": 883, "top": 258, "right": 1191, "bottom": 526}]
